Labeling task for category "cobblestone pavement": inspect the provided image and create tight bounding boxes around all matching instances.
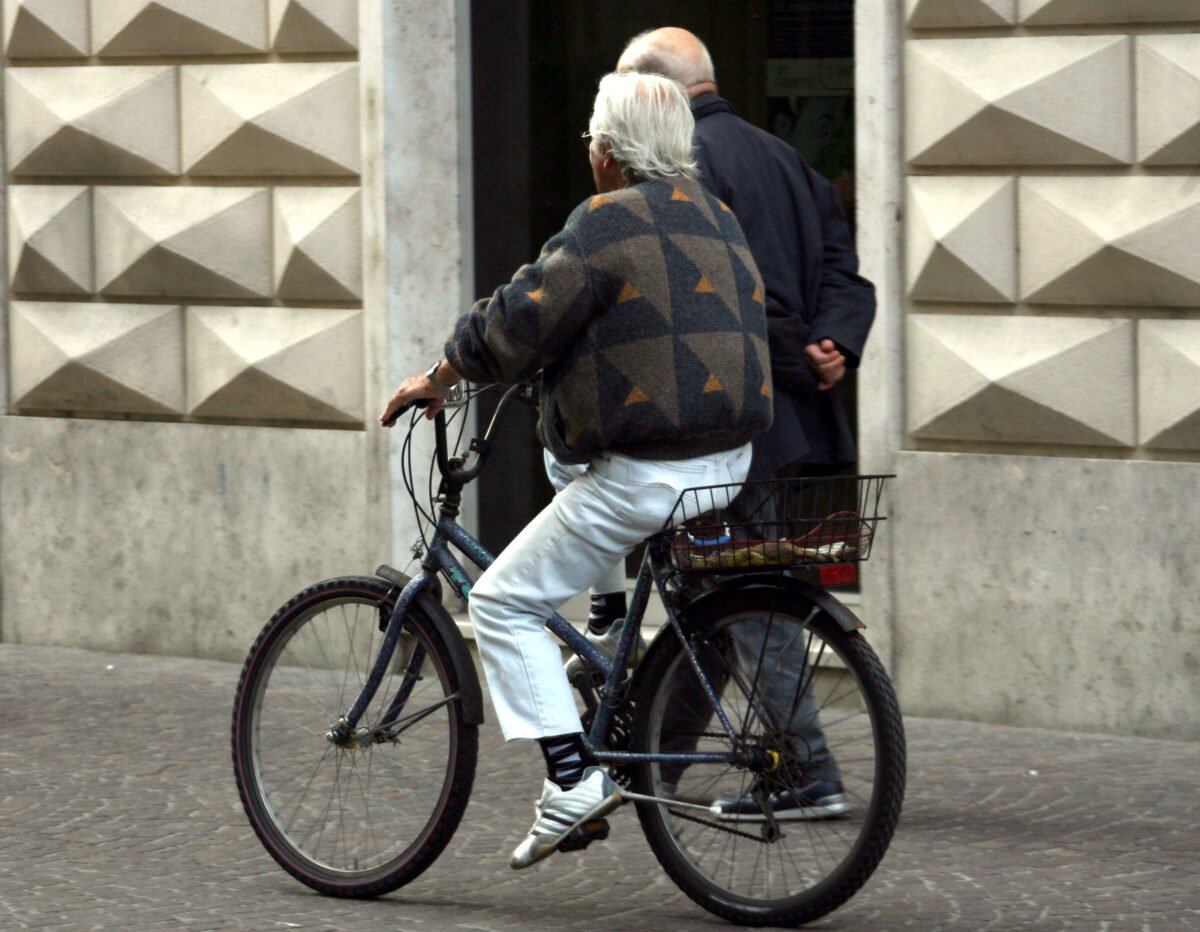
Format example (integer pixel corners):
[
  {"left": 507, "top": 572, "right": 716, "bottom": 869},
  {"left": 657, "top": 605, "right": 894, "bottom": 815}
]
[{"left": 1, "top": 643, "right": 1197, "bottom": 931}]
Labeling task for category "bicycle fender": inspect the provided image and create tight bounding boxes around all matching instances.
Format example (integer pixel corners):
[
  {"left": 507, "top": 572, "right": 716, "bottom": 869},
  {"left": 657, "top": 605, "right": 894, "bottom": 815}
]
[
  {"left": 375, "top": 564, "right": 485, "bottom": 725},
  {"left": 679, "top": 574, "right": 866, "bottom": 634}
]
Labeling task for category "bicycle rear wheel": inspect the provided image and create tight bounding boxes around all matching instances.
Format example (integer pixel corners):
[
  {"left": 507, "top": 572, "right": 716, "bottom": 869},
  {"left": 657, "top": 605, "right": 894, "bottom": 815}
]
[
  {"left": 628, "top": 586, "right": 905, "bottom": 926},
  {"left": 231, "top": 576, "right": 477, "bottom": 897}
]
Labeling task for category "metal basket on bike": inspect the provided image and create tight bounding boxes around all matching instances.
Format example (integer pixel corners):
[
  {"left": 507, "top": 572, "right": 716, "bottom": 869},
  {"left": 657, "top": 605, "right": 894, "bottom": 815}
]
[{"left": 668, "top": 474, "right": 890, "bottom": 577}]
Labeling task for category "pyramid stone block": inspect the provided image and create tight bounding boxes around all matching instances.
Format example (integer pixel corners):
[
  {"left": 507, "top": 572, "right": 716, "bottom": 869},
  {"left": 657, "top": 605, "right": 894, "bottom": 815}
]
[
  {"left": 906, "top": 0, "right": 1015, "bottom": 28},
  {"left": 907, "top": 176, "right": 1016, "bottom": 303},
  {"left": 1138, "top": 35, "right": 1200, "bottom": 166},
  {"left": 1021, "top": 0, "right": 1200, "bottom": 24},
  {"left": 1139, "top": 321, "right": 1200, "bottom": 450},
  {"left": 181, "top": 63, "right": 360, "bottom": 177},
  {"left": 274, "top": 188, "right": 362, "bottom": 301},
  {"left": 6, "top": 66, "right": 179, "bottom": 177},
  {"left": 94, "top": 186, "right": 271, "bottom": 299},
  {"left": 9, "top": 301, "right": 185, "bottom": 415},
  {"left": 5, "top": 0, "right": 89, "bottom": 57},
  {"left": 91, "top": 0, "right": 268, "bottom": 56},
  {"left": 269, "top": 0, "right": 357, "bottom": 52},
  {"left": 187, "top": 306, "right": 364, "bottom": 424},
  {"left": 908, "top": 314, "right": 1135, "bottom": 446},
  {"left": 1021, "top": 177, "right": 1200, "bottom": 306},
  {"left": 8, "top": 186, "right": 93, "bottom": 296},
  {"left": 907, "top": 36, "right": 1132, "bottom": 165}
]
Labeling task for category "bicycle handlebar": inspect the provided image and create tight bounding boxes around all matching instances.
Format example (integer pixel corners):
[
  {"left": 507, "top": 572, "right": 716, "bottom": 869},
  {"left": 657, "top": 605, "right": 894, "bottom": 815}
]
[{"left": 387, "top": 381, "right": 535, "bottom": 488}]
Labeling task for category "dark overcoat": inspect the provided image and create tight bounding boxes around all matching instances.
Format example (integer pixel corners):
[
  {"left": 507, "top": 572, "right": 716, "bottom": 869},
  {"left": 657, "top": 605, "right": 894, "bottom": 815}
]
[{"left": 691, "top": 93, "right": 876, "bottom": 478}]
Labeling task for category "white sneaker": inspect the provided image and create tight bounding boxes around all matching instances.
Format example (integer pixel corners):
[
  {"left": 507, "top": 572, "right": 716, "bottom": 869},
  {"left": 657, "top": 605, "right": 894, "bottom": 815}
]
[
  {"left": 564, "top": 622, "right": 648, "bottom": 681},
  {"left": 509, "top": 767, "right": 623, "bottom": 869}
]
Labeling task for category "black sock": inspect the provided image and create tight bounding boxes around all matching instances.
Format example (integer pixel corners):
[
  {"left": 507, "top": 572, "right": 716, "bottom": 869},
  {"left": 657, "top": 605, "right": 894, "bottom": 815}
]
[
  {"left": 587, "top": 592, "right": 627, "bottom": 636},
  {"left": 538, "top": 732, "right": 591, "bottom": 790}
]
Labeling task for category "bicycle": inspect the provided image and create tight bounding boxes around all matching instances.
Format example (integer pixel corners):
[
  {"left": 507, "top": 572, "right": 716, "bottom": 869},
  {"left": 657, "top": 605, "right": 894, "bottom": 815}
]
[{"left": 231, "top": 380, "right": 906, "bottom": 927}]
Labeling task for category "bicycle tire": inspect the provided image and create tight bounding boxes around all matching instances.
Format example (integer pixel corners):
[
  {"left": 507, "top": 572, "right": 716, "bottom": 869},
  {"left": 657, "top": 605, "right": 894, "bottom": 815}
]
[
  {"left": 231, "top": 576, "right": 477, "bottom": 897},
  {"left": 628, "top": 586, "right": 905, "bottom": 926}
]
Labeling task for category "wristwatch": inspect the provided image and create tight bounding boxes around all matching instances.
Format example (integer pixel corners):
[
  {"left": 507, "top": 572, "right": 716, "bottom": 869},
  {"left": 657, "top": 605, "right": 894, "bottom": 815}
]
[{"left": 425, "top": 359, "right": 456, "bottom": 392}]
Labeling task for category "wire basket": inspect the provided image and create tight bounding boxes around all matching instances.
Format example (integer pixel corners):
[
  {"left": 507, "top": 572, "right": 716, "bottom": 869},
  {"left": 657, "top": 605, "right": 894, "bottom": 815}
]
[{"left": 667, "top": 474, "right": 891, "bottom": 574}]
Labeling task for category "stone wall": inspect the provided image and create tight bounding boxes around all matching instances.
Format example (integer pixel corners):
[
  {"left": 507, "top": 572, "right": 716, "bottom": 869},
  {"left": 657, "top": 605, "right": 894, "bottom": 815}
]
[
  {"left": 0, "top": 1, "right": 468, "bottom": 661},
  {"left": 888, "top": 0, "right": 1200, "bottom": 738}
]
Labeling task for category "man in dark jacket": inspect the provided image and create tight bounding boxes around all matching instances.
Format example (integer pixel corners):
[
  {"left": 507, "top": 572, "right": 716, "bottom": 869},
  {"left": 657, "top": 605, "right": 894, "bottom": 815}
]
[
  {"left": 619, "top": 27, "right": 875, "bottom": 480},
  {"left": 616, "top": 27, "right": 877, "bottom": 822}
]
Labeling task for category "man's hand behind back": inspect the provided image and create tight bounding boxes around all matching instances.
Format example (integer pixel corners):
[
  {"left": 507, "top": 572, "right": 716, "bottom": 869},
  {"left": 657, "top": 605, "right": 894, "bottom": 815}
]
[{"left": 804, "top": 339, "right": 845, "bottom": 391}]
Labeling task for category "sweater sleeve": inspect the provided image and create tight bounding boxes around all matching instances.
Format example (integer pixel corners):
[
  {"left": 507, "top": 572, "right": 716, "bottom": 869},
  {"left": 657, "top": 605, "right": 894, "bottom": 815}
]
[{"left": 444, "top": 222, "right": 594, "bottom": 385}]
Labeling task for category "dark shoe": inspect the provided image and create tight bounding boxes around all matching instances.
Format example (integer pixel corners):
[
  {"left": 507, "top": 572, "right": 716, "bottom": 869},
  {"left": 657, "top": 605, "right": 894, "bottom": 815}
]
[{"left": 712, "top": 779, "right": 848, "bottom": 822}]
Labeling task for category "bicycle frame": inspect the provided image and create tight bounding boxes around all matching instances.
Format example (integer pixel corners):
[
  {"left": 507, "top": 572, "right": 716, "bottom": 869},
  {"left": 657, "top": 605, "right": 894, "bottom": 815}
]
[{"left": 339, "top": 387, "right": 753, "bottom": 772}]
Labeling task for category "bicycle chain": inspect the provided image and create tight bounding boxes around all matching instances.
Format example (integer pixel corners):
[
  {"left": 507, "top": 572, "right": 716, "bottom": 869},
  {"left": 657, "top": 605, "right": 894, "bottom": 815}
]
[{"left": 665, "top": 806, "right": 769, "bottom": 843}]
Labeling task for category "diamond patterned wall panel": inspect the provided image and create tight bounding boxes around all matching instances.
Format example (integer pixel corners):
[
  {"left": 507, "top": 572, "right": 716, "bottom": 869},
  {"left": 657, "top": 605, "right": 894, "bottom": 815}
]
[
  {"left": 4, "top": 0, "right": 88, "bottom": 57},
  {"left": 908, "top": 314, "right": 1135, "bottom": 446},
  {"left": 906, "top": 0, "right": 1015, "bottom": 28},
  {"left": 274, "top": 188, "right": 362, "bottom": 301},
  {"left": 269, "top": 0, "right": 357, "bottom": 52},
  {"left": 1020, "top": 0, "right": 1200, "bottom": 24},
  {"left": 1020, "top": 177, "right": 1200, "bottom": 306},
  {"left": 1138, "top": 35, "right": 1200, "bottom": 166},
  {"left": 180, "top": 63, "right": 359, "bottom": 177},
  {"left": 90, "top": 0, "right": 268, "bottom": 57},
  {"left": 907, "top": 36, "right": 1132, "bottom": 165},
  {"left": 907, "top": 176, "right": 1016, "bottom": 303},
  {"left": 8, "top": 186, "right": 92, "bottom": 296},
  {"left": 94, "top": 186, "right": 271, "bottom": 299},
  {"left": 1139, "top": 321, "right": 1200, "bottom": 451},
  {"left": 187, "top": 307, "right": 364, "bottom": 424},
  {"left": 6, "top": 65, "right": 179, "bottom": 177},
  {"left": 9, "top": 301, "right": 185, "bottom": 415}
]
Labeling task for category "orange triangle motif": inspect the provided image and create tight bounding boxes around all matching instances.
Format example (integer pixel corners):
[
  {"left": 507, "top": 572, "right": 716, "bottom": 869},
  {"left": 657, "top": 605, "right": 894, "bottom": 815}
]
[
  {"left": 752, "top": 283, "right": 764, "bottom": 303},
  {"left": 695, "top": 275, "right": 715, "bottom": 293},
  {"left": 702, "top": 373, "right": 723, "bottom": 393},
  {"left": 625, "top": 386, "right": 650, "bottom": 405},
  {"left": 528, "top": 286, "right": 545, "bottom": 303},
  {"left": 761, "top": 380, "right": 772, "bottom": 398},
  {"left": 617, "top": 281, "right": 641, "bottom": 303},
  {"left": 671, "top": 187, "right": 691, "bottom": 202},
  {"left": 589, "top": 194, "right": 615, "bottom": 211},
  {"left": 719, "top": 200, "right": 733, "bottom": 213}
]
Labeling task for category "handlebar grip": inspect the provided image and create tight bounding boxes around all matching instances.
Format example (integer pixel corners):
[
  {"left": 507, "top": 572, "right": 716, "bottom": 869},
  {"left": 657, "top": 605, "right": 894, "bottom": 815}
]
[{"left": 382, "top": 397, "right": 430, "bottom": 428}]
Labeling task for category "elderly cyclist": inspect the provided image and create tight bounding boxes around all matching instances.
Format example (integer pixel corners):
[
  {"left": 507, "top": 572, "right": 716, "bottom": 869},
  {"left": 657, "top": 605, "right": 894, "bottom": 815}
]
[{"left": 380, "top": 70, "right": 772, "bottom": 869}]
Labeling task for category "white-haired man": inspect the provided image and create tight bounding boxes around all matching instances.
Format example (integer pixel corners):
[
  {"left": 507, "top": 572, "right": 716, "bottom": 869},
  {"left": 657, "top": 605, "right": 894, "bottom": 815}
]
[{"left": 381, "top": 71, "right": 772, "bottom": 869}]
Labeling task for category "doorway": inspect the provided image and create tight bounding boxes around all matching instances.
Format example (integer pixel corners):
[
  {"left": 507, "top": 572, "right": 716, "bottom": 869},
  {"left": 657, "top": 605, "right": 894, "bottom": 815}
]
[{"left": 469, "top": 0, "right": 857, "bottom": 555}]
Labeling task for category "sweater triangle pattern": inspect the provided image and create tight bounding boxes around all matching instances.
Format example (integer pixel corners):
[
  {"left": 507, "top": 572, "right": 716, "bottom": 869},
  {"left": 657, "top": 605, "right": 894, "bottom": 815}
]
[{"left": 446, "top": 177, "right": 772, "bottom": 464}]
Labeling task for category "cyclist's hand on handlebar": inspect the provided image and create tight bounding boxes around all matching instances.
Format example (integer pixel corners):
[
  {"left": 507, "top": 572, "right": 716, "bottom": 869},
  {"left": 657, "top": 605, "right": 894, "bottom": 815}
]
[{"left": 380, "top": 373, "right": 446, "bottom": 426}]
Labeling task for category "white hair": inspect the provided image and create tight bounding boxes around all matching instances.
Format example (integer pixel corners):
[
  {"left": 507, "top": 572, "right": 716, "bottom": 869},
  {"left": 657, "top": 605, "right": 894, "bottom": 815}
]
[
  {"left": 617, "top": 30, "right": 716, "bottom": 88},
  {"left": 587, "top": 71, "right": 698, "bottom": 183}
]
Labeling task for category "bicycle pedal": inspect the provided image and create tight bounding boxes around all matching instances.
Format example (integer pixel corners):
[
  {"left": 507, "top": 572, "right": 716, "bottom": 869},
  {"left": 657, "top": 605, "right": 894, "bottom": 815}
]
[{"left": 557, "top": 818, "right": 610, "bottom": 853}]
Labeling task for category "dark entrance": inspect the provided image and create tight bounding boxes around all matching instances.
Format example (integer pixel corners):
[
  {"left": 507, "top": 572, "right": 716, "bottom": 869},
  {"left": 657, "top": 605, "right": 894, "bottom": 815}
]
[{"left": 469, "top": 0, "right": 857, "bottom": 556}]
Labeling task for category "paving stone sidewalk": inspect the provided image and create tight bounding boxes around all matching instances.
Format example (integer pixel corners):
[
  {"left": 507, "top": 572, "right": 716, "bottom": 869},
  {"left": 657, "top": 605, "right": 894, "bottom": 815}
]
[{"left": 1, "top": 643, "right": 1197, "bottom": 931}]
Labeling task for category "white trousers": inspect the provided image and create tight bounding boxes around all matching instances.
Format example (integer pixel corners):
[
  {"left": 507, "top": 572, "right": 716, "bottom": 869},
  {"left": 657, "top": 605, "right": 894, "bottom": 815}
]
[
  {"left": 469, "top": 444, "right": 752, "bottom": 740},
  {"left": 542, "top": 450, "right": 625, "bottom": 596}
]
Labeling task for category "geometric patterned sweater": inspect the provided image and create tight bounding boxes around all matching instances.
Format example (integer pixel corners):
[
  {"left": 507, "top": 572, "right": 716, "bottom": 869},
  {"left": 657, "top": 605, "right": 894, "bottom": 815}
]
[{"left": 444, "top": 176, "right": 773, "bottom": 465}]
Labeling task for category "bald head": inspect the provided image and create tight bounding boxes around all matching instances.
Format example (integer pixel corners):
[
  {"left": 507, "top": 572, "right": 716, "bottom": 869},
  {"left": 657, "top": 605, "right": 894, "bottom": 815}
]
[{"left": 617, "top": 27, "right": 716, "bottom": 97}]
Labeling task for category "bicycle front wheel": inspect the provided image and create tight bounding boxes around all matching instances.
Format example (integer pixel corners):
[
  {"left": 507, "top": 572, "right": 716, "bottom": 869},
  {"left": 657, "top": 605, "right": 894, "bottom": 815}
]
[
  {"left": 231, "top": 576, "right": 477, "bottom": 897},
  {"left": 628, "top": 586, "right": 905, "bottom": 926}
]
